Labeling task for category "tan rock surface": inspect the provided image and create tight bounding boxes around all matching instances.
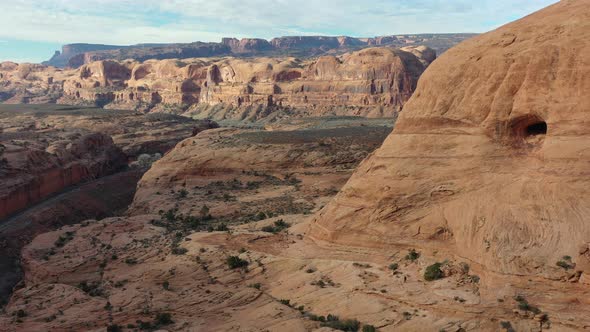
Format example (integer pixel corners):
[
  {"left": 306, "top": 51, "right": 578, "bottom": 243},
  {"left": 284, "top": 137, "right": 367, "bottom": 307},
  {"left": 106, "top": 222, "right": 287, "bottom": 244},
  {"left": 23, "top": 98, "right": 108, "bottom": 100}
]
[{"left": 310, "top": 0, "right": 590, "bottom": 290}]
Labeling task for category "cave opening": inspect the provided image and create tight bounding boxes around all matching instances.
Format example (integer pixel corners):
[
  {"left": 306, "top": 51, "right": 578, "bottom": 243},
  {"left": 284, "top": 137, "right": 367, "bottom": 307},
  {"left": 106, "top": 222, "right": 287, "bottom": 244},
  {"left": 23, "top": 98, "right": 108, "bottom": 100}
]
[{"left": 525, "top": 121, "right": 547, "bottom": 137}]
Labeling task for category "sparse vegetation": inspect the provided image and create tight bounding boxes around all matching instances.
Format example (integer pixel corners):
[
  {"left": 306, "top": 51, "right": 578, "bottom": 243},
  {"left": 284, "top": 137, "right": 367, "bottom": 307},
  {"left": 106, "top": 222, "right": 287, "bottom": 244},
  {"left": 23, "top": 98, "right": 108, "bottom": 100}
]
[
  {"left": 177, "top": 188, "right": 189, "bottom": 199},
  {"left": 171, "top": 247, "right": 188, "bottom": 255},
  {"left": 514, "top": 295, "right": 541, "bottom": 314},
  {"left": 405, "top": 249, "right": 420, "bottom": 261},
  {"left": 424, "top": 262, "right": 444, "bottom": 281},
  {"left": 362, "top": 325, "right": 377, "bottom": 332},
  {"left": 54, "top": 231, "right": 75, "bottom": 248},
  {"left": 106, "top": 324, "right": 122, "bottom": 332},
  {"left": 77, "top": 281, "right": 104, "bottom": 297},
  {"left": 227, "top": 256, "right": 249, "bottom": 269},
  {"left": 556, "top": 255, "right": 574, "bottom": 270},
  {"left": 125, "top": 258, "right": 138, "bottom": 265},
  {"left": 249, "top": 283, "right": 261, "bottom": 290},
  {"left": 388, "top": 263, "right": 399, "bottom": 271},
  {"left": 320, "top": 314, "right": 361, "bottom": 331},
  {"left": 137, "top": 312, "right": 174, "bottom": 330},
  {"left": 261, "top": 219, "right": 290, "bottom": 233}
]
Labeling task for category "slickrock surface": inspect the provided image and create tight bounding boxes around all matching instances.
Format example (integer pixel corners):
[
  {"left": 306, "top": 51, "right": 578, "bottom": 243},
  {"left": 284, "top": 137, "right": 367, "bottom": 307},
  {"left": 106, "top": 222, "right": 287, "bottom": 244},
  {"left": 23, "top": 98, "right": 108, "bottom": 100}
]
[
  {"left": 308, "top": 0, "right": 590, "bottom": 321},
  {"left": 0, "top": 104, "right": 216, "bottom": 308},
  {"left": 131, "top": 122, "right": 392, "bottom": 219}
]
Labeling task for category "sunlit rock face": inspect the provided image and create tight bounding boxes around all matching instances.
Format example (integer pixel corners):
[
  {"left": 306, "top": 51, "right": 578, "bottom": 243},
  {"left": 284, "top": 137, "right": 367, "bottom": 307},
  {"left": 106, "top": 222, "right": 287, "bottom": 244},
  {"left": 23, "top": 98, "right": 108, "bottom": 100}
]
[{"left": 310, "top": 0, "right": 590, "bottom": 279}]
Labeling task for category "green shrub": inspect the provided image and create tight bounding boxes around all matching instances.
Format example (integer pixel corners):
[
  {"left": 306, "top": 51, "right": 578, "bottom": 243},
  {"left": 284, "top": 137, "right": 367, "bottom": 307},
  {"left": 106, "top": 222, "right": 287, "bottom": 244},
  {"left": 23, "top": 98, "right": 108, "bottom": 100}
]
[
  {"left": 514, "top": 295, "right": 541, "bottom": 314},
  {"left": 106, "top": 324, "right": 122, "bottom": 332},
  {"left": 405, "top": 249, "right": 420, "bottom": 261},
  {"left": 261, "top": 220, "right": 291, "bottom": 233},
  {"left": 216, "top": 223, "right": 229, "bottom": 232},
  {"left": 249, "top": 283, "right": 261, "bottom": 290},
  {"left": 321, "top": 316, "right": 361, "bottom": 331},
  {"left": 172, "top": 247, "right": 188, "bottom": 255},
  {"left": 154, "top": 312, "right": 173, "bottom": 326},
  {"left": 362, "top": 325, "right": 377, "bottom": 332},
  {"left": 54, "top": 231, "right": 75, "bottom": 248},
  {"left": 424, "top": 262, "right": 444, "bottom": 281},
  {"left": 125, "top": 258, "right": 138, "bottom": 265},
  {"left": 556, "top": 260, "right": 573, "bottom": 270},
  {"left": 227, "top": 256, "right": 249, "bottom": 269},
  {"left": 177, "top": 189, "right": 188, "bottom": 199},
  {"left": 162, "top": 281, "right": 170, "bottom": 290},
  {"left": 388, "top": 263, "right": 399, "bottom": 271}
]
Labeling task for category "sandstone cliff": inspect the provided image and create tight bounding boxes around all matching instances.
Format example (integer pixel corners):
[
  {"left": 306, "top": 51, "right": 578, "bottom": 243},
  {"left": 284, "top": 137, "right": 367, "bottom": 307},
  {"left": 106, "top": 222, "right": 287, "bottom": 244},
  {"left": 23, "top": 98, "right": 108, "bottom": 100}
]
[
  {"left": 55, "top": 47, "right": 427, "bottom": 120},
  {"left": 43, "top": 34, "right": 475, "bottom": 68},
  {"left": 0, "top": 131, "right": 126, "bottom": 220},
  {"left": 310, "top": 0, "right": 590, "bottom": 281}
]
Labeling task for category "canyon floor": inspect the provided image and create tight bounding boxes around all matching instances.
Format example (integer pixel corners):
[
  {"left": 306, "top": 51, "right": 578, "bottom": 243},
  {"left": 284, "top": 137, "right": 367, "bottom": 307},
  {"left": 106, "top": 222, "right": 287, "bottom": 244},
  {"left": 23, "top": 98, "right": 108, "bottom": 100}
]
[{"left": 1, "top": 104, "right": 588, "bottom": 332}]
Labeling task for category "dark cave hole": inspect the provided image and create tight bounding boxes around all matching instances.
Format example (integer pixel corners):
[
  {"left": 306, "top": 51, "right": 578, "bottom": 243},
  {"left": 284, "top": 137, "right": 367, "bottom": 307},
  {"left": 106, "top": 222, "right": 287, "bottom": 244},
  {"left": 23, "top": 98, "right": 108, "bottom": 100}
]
[{"left": 525, "top": 121, "right": 547, "bottom": 137}]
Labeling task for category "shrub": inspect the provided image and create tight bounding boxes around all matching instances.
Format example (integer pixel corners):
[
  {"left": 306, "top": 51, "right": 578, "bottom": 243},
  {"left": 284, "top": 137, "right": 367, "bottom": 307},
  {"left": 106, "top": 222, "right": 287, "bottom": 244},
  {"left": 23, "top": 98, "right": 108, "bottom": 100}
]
[
  {"left": 77, "top": 281, "right": 104, "bottom": 297},
  {"left": 279, "top": 299, "right": 291, "bottom": 306},
  {"left": 154, "top": 312, "right": 173, "bottom": 326},
  {"left": 249, "top": 283, "right": 261, "bottom": 290},
  {"left": 321, "top": 316, "right": 361, "bottom": 331},
  {"left": 15, "top": 310, "right": 27, "bottom": 318},
  {"left": 388, "top": 263, "right": 399, "bottom": 271},
  {"left": 106, "top": 324, "right": 122, "bottom": 332},
  {"left": 177, "top": 189, "right": 188, "bottom": 199},
  {"left": 125, "top": 258, "right": 138, "bottom": 265},
  {"left": 162, "top": 281, "right": 170, "bottom": 290},
  {"left": 54, "top": 231, "right": 75, "bottom": 248},
  {"left": 308, "top": 314, "right": 326, "bottom": 322},
  {"left": 362, "top": 325, "right": 377, "bottom": 332},
  {"left": 556, "top": 260, "right": 573, "bottom": 270},
  {"left": 172, "top": 247, "right": 188, "bottom": 255},
  {"left": 424, "top": 263, "right": 444, "bottom": 281},
  {"left": 227, "top": 256, "right": 249, "bottom": 269},
  {"left": 216, "top": 223, "right": 229, "bottom": 232},
  {"left": 514, "top": 295, "right": 541, "bottom": 314},
  {"left": 261, "top": 220, "right": 291, "bottom": 234},
  {"left": 405, "top": 249, "right": 420, "bottom": 261}
]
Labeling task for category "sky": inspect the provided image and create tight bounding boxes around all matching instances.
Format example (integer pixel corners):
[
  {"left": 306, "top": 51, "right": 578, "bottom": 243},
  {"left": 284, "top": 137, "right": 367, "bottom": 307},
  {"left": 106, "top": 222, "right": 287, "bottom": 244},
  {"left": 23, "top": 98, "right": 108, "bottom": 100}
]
[{"left": 0, "top": 0, "right": 559, "bottom": 63}]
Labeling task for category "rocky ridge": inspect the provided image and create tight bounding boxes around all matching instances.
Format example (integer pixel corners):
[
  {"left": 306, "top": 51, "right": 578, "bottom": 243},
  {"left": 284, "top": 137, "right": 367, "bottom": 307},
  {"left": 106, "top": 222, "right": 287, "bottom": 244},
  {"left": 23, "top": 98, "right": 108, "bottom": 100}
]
[
  {"left": 2, "top": 46, "right": 431, "bottom": 122},
  {"left": 43, "top": 34, "right": 476, "bottom": 68}
]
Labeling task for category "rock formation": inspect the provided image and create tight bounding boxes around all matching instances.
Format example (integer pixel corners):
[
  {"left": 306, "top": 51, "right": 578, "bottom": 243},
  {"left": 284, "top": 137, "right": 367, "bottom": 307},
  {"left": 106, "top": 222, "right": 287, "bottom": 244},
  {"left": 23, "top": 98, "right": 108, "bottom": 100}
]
[
  {"left": 55, "top": 47, "right": 427, "bottom": 120},
  {"left": 42, "top": 34, "right": 475, "bottom": 69},
  {"left": 0, "top": 131, "right": 126, "bottom": 220},
  {"left": 0, "top": 62, "right": 72, "bottom": 104},
  {"left": 310, "top": 0, "right": 590, "bottom": 281}
]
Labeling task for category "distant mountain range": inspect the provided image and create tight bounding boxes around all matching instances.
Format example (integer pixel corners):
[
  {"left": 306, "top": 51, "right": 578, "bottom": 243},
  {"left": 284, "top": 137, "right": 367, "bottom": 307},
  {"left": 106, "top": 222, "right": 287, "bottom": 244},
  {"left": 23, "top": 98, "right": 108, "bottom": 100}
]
[{"left": 42, "top": 34, "right": 477, "bottom": 68}]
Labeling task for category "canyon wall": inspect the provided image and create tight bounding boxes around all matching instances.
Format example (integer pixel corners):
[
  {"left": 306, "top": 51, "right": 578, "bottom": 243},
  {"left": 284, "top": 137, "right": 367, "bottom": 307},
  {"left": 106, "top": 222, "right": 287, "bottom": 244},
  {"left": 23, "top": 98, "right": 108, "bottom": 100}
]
[
  {"left": 54, "top": 47, "right": 428, "bottom": 120},
  {"left": 0, "top": 133, "right": 127, "bottom": 220}
]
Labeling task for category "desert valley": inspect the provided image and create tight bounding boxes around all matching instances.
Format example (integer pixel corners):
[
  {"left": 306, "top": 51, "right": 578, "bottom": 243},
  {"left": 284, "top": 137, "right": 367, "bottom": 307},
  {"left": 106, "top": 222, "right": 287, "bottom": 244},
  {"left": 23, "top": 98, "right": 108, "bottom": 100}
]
[{"left": 0, "top": 0, "right": 589, "bottom": 331}]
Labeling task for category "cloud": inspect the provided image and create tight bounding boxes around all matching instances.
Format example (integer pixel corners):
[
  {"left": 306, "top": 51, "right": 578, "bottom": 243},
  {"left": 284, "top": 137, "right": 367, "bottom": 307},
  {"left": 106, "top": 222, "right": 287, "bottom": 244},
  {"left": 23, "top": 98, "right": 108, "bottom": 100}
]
[{"left": 0, "top": 0, "right": 559, "bottom": 46}]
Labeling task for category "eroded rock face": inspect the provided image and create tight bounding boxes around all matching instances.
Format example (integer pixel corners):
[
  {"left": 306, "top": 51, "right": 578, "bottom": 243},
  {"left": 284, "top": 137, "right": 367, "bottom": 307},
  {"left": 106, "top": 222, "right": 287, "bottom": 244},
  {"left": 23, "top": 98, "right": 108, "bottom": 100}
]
[
  {"left": 0, "top": 62, "right": 72, "bottom": 104},
  {"left": 0, "top": 132, "right": 126, "bottom": 220},
  {"left": 310, "top": 0, "right": 590, "bottom": 279},
  {"left": 56, "top": 47, "right": 427, "bottom": 120}
]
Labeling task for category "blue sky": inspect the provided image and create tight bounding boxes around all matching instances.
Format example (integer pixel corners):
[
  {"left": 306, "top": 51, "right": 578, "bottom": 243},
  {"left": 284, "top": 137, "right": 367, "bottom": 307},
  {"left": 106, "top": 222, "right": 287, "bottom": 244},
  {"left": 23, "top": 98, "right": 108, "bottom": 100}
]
[{"left": 0, "top": 0, "right": 559, "bottom": 63}]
